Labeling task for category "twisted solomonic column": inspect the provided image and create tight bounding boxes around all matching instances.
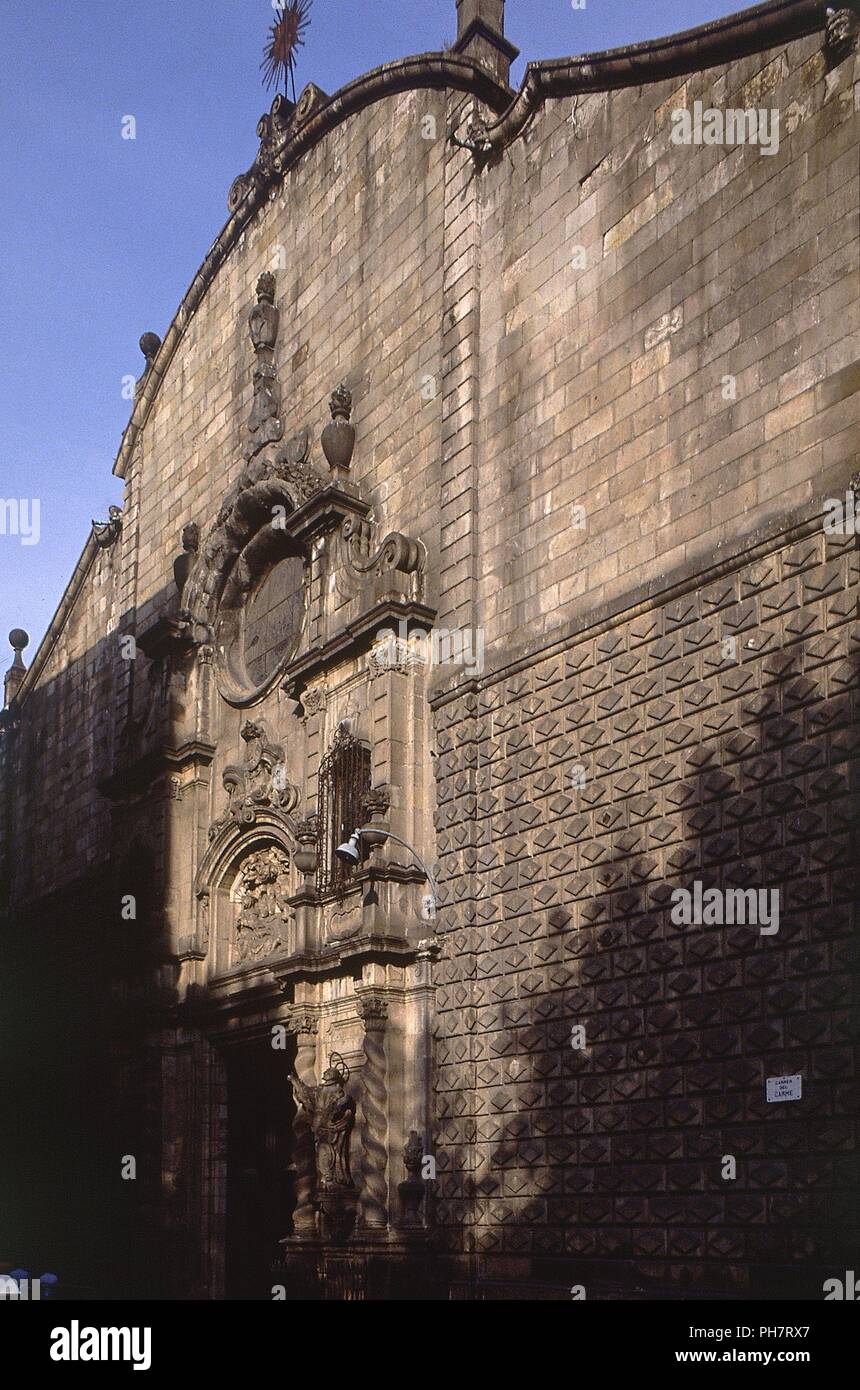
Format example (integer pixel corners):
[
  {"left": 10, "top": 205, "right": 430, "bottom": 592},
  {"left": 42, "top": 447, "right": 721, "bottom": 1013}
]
[
  {"left": 357, "top": 994, "right": 389, "bottom": 1231},
  {"left": 287, "top": 1010, "right": 318, "bottom": 1238}
]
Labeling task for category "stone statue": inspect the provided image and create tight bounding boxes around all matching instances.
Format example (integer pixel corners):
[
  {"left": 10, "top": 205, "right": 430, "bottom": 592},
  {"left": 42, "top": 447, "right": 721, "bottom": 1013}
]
[
  {"left": 289, "top": 1054, "right": 356, "bottom": 1192},
  {"left": 245, "top": 271, "right": 283, "bottom": 460},
  {"left": 173, "top": 521, "right": 199, "bottom": 599}
]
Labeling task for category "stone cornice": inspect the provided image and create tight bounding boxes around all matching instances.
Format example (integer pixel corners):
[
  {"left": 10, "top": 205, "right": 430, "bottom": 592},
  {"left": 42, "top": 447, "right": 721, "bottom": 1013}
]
[
  {"left": 479, "top": 0, "right": 833, "bottom": 155},
  {"left": 98, "top": 739, "right": 216, "bottom": 801},
  {"left": 427, "top": 496, "right": 850, "bottom": 712}
]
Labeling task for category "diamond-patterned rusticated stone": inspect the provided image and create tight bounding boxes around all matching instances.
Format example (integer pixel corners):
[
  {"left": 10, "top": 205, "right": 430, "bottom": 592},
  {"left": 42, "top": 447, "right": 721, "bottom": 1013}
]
[{"left": 432, "top": 534, "right": 859, "bottom": 1287}]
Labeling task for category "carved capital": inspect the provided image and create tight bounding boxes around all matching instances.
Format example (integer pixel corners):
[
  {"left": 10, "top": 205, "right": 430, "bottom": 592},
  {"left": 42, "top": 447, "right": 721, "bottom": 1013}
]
[
  {"left": 287, "top": 1009, "right": 319, "bottom": 1038},
  {"left": 357, "top": 994, "right": 389, "bottom": 1026},
  {"left": 301, "top": 687, "right": 327, "bottom": 718},
  {"left": 362, "top": 785, "right": 391, "bottom": 822}
]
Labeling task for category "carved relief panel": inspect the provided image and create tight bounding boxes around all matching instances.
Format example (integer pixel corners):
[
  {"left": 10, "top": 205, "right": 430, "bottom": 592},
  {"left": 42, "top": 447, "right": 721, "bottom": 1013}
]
[
  {"left": 194, "top": 717, "right": 300, "bottom": 976},
  {"left": 232, "top": 845, "right": 293, "bottom": 964}
]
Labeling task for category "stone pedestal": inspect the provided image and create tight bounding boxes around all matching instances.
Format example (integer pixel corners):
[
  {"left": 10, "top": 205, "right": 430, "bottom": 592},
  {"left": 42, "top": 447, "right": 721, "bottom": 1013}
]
[{"left": 275, "top": 1233, "right": 436, "bottom": 1301}]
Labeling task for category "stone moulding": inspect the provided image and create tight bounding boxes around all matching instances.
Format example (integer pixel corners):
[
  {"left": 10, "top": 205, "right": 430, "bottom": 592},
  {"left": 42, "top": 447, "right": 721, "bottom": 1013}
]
[
  {"left": 184, "top": 458, "right": 431, "bottom": 706},
  {"left": 272, "top": 934, "right": 418, "bottom": 987},
  {"left": 427, "top": 498, "right": 853, "bottom": 712},
  {"left": 193, "top": 811, "right": 299, "bottom": 972},
  {"left": 280, "top": 596, "right": 437, "bottom": 701},
  {"left": 98, "top": 738, "right": 215, "bottom": 801}
]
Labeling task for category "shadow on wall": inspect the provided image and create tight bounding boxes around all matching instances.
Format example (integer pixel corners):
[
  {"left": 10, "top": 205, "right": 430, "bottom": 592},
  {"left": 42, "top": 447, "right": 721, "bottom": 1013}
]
[
  {"left": 0, "top": 579, "right": 198, "bottom": 1299},
  {"left": 431, "top": 525, "right": 859, "bottom": 1300}
]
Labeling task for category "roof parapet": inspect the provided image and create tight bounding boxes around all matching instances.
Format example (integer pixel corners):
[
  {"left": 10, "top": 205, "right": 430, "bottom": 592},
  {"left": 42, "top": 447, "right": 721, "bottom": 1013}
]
[{"left": 477, "top": 0, "right": 839, "bottom": 157}]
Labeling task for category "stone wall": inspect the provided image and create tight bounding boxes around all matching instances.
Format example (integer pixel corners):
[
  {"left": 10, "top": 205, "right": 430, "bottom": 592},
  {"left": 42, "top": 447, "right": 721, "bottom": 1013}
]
[
  {"left": 1, "top": 0, "right": 858, "bottom": 1298},
  {"left": 432, "top": 524, "right": 859, "bottom": 1295},
  {"left": 425, "top": 14, "right": 860, "bottom": 1296},
  {"left": 475, "top": 31, "right": 859, "bottom": 654}
]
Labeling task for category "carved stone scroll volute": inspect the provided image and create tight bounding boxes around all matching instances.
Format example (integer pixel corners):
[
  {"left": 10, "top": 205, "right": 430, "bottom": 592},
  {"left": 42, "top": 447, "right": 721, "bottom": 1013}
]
[{"left": 208, "top": 719, "right": 298, "bottom": 842}]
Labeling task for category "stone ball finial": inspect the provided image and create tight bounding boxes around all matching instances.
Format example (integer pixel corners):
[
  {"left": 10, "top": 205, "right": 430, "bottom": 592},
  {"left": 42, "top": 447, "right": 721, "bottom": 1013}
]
[
  {"left": 7, "top": 630, "right": 29, "bottom": 687},
  {"left": 139, "top": 332, "right": 161, "bottom": 365}
]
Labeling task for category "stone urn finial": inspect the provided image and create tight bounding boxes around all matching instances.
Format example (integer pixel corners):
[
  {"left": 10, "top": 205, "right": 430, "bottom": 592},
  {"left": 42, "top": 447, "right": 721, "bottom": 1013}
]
[
  {"left": 321, "top": 384, "right": 355, "bottom": 475},
  {"left": 294, "top": 814, "right": 320, "bottom": 886}
]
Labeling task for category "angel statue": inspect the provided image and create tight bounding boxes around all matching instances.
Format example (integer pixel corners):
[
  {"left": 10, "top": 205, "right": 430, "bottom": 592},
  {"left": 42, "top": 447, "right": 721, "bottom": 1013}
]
[{"left": 289, "top": 1053, "right": 356, "bottom": 1192}]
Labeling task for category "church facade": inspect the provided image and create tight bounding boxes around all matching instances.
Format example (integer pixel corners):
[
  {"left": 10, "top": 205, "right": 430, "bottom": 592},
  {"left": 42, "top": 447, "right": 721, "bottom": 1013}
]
[{"left": 2, "top": 0, "right": 859, "bottom": 1299}]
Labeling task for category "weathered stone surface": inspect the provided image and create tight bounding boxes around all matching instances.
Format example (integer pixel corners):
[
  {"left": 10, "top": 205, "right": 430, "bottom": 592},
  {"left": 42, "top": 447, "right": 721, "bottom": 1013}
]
[{"left": 1, "top": 0, "right": 857, "bottom": 1300}]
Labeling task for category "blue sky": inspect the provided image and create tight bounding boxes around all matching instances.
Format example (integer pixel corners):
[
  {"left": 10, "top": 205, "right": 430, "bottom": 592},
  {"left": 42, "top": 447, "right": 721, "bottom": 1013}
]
[{"left": 0, "top": 0, "right": 741, "bottom": 661}]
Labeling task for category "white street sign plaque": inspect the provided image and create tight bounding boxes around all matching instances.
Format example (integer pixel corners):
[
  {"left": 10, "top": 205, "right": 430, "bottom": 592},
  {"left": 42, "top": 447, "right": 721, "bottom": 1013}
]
[{"left": 766, "top": 1074, "right": 802, "bottom": 1103}]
